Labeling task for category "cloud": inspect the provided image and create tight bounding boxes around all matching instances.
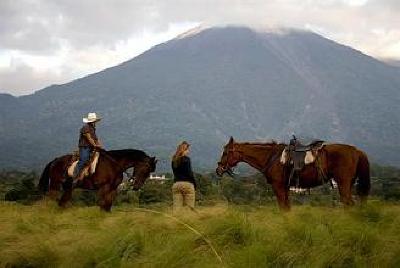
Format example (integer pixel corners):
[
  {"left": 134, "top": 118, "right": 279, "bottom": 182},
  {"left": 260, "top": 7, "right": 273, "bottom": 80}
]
[
  {"left": 0, "top": 21, "right": 198, "bottom": 95},
  {"left": 0, "top": 0, "right": 399, "bottom": 95},
  {"left": 0, "top": 60, "right": 70, "bottom": 95}
]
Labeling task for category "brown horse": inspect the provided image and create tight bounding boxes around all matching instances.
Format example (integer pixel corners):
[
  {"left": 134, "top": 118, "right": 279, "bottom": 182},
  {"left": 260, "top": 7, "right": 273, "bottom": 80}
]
[
  {"left": 38, "top": 149, "right": 157, "bottom": 211},
  {"left": 216, "top": 137, "right": 370, "bottom": 210}
]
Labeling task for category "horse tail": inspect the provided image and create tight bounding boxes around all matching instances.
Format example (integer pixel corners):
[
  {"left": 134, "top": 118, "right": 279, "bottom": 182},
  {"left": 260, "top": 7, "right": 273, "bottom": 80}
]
[
  {"left": 356, "top": 150, "right": 371, "bottom": 199},
  {"left": 38, "top": 160, "right": 53, "bottom": 194}
]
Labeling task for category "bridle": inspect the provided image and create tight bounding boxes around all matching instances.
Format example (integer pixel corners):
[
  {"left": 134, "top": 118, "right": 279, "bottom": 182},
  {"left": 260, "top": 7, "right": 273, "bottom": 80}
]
[
  {"left": 218, "top": 145, "right": 241, "bottom": 176},
  {"left": 98, "top": 149, "right": 137, "bottom": 185},
  {"left": 128, "top": 160, "right": 153, "bottom": 186},
  {"left": 218, "top": 143, "right": 282, "bottom": 176}
]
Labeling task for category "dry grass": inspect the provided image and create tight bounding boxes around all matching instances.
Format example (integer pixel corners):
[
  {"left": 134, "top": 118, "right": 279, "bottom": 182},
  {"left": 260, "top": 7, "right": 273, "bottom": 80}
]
[{"left": 1, "top": 200, "right": 400, "bottom": 267}]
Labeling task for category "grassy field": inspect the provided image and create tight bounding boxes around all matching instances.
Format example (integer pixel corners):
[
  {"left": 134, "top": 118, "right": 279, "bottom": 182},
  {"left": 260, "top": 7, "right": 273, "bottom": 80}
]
[{"left": 1, "top": 201, "right": 400, "bottom": 267}]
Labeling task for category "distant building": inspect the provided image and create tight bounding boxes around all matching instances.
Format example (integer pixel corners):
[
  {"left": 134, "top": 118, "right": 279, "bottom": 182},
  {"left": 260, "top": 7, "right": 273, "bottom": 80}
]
[
  {"left": 119, "top": 173, "right": 171, "bottom": 190},
  {"left": 148, "top": 174, "right": 171, "bottom": 184}
]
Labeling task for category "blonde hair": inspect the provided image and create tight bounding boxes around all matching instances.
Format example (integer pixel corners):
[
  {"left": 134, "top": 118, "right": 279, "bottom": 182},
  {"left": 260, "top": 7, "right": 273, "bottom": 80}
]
[{"left": 172, "top": 141, "right": 190, "bottom": 167}]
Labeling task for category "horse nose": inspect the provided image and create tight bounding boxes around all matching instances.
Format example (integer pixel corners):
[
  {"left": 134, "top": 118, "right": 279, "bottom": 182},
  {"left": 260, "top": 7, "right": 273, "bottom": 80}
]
[{"left": 131, "top": 185, "right": 140, "bottom": 191}]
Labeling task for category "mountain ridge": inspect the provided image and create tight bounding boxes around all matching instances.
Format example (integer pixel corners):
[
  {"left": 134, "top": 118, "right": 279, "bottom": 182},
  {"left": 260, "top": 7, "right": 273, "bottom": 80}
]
[{"left": 1, "top": 26, "right": 399, "bottom": 170}]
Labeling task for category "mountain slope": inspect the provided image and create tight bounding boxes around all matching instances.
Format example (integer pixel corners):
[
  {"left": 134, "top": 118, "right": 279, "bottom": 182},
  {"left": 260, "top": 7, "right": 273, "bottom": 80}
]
[{"left": 1, "top": 26, "right": 400, "bottom": 170}]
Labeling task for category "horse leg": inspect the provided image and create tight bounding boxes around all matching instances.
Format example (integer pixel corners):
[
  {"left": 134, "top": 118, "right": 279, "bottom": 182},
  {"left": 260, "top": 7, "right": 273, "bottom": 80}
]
[
  {"left": 271, "top": 182, "right": 290, "bottom": 211},
  {"left": 48, "top": 178, "right": 61, "bottom": 200},
  {"left": 58, "top": 178, "right": 73, "bottom": 208},
  {"left": 97, "top": 184, "right": 114, "bottom": 212},
  {"left": 337, "top": 177, "right": 355, "bottom": 206},
  {"left": 48, "top": 189, "right": 59, "bottom": 200}
]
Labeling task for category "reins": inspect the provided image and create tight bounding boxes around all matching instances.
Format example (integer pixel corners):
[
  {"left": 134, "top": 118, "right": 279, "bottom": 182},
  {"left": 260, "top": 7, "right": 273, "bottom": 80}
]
[
  {"left": 224, "top": 144, "right": 282, "bottom": 177},
  {"left": 97, "top": 149, "right": 134, "bottom": 178},
  {"left": 261, "top": 149, "right": 282, "bottom": 174}
]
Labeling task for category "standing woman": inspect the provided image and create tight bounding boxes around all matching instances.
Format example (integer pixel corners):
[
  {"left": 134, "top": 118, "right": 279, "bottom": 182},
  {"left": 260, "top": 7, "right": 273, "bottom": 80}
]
[{"left": 171, "top": 141, "right": 196, "bottom": 211}]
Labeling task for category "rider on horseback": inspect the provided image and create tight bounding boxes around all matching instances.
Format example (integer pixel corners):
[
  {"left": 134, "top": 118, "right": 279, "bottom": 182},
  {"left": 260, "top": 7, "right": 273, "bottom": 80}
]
[{"left": 73, "top": 112, "right": 103, "bottom": 185}]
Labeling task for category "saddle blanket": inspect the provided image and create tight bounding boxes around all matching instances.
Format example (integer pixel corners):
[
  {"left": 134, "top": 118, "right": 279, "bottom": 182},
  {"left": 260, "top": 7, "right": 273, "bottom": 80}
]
[{"left": 67, "top": 152, "right": 100, "bottom": 178}]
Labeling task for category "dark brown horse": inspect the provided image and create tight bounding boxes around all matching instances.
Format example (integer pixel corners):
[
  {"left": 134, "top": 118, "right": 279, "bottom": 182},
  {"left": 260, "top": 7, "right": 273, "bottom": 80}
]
[
  {"left": 38, "top": 149, "right": 157, "bottom": 211},
  {"left": 216, "top": 137, "right": 370, "bottom": 210}
]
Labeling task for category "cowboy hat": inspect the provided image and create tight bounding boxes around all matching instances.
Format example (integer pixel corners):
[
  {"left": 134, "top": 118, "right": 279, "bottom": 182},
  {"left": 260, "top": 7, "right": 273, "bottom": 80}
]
[{"left": 83, "top": 112, "right": 101, "bottom": 123}]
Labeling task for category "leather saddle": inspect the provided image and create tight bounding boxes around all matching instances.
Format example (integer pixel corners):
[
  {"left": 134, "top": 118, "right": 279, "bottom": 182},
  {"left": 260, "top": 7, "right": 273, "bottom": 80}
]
[
  {"left": 291, "top": 140, "right": 324, "bottom": 152},
  {"left": 67, "top": 151, "right": 100, "bottom": 178},
  {"left": 279, "top": 136, "right": 328, "bottom": 188},
  {"left": 287, "top": 136, "right": 324, "bottom": 171}
]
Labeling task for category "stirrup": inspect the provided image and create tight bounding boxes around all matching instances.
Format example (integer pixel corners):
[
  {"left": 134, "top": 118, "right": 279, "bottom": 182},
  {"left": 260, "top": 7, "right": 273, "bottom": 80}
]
[
  {"left": 72, "top": 171, "right": 85, "bottom": 187},
  {"left": 72, "top": 177, "right": 84, "bottom": 188}
]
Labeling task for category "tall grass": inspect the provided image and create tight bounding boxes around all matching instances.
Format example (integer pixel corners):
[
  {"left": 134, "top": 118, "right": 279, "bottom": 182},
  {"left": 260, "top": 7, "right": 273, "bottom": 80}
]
[{"left": 1, "top": 201, "right": 400, "bottom": 267}]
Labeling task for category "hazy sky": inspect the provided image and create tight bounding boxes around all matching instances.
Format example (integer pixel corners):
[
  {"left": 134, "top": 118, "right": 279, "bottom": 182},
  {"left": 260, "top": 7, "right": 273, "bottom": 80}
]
[{"left": 1, "top": 0, "right": 399, "bottom": 95}]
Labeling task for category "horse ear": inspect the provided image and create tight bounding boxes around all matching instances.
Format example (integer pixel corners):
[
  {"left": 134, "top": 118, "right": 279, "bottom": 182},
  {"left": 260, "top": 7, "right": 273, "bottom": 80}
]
[
  {"left": 229, "top": 136, "right": 235, "bottom": 144},
  {"left": 151, "top": 157, "right": 157, "bottom": 164}
]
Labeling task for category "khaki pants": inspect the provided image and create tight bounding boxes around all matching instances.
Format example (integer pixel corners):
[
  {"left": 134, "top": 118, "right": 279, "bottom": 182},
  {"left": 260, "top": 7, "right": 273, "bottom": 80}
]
[{"left": 172, "top": 181, "right": 195, "bottom": 211}]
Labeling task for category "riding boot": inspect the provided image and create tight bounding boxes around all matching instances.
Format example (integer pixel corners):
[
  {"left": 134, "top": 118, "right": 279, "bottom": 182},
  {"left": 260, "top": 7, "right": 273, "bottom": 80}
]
[{"left": 72, "top": 168, "right": 86, "bottom": 187}]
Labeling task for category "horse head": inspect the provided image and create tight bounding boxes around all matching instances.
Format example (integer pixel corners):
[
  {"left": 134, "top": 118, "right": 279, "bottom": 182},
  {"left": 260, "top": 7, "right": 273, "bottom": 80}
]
[
  {"left": 216, "top": 136, "right": 241, "bottom": 177},
  {"left": 131, "top": 156, "right": 157, "bottom": 190}
]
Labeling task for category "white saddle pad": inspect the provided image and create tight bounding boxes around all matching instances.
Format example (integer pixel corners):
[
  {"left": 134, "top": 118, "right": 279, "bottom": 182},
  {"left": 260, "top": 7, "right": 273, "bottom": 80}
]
[
  {"left": 67, "top": 152, "right": 100, "bottom": 177},
  {"left": 280, "top": 149, "right": 316, "bottom": 165}
]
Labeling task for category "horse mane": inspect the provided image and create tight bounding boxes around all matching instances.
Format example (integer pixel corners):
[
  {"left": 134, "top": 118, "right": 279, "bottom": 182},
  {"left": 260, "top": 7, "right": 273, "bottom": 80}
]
[
  {"left": 107, "top": 149, "right": 148, "bottom": 160},
  {"left": 240, "top": 140, "right": 283, "bottom": 146}
]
